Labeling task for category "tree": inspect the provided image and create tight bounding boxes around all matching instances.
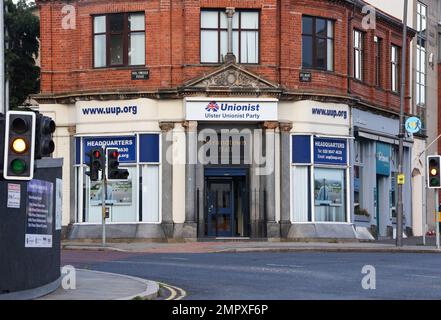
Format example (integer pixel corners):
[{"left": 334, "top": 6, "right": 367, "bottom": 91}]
[{"left": 5, "top": 0, "right": 40, "bottom": 108}]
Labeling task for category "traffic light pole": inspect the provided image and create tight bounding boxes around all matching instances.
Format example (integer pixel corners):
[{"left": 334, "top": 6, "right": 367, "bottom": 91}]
[
  {"left": 101, "top": 171, "right": 107, "bottom": 247},
  {"left": 436, "top": 190, "right": 440, "bottom": 250}
]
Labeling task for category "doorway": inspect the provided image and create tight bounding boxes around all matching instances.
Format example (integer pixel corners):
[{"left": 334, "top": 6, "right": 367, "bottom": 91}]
[{"left": 204, "top": 169, "right": 249, "bottom": 238}]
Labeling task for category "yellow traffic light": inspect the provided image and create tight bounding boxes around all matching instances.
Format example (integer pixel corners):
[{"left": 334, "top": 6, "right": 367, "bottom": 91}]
[
  {"left": 431, "top": 168, "right": 438, "bottom": 176},
  {"left": 12, "top": 138, "right": 28, "bottom": 154}
]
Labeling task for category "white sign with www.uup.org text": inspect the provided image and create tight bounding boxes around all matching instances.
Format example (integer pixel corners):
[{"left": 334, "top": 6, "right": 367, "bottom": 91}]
[{"left": 186, "top": 98, "right": 278, "bottom": 122}]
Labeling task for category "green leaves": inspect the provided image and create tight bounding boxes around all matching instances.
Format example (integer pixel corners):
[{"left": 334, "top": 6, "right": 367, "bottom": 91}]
[{"left": 5, "top": 0, "right": 40, "bottom": 108}]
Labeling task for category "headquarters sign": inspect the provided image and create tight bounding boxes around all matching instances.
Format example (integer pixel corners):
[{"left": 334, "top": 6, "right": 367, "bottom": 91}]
[{"left": 186, "top": 98, "right": 278, "bottom": 121}]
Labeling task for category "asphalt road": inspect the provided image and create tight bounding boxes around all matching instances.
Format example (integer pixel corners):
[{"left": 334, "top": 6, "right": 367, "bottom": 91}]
[{"left": 62, "top": 250, "right": 441, "bottom": 300}]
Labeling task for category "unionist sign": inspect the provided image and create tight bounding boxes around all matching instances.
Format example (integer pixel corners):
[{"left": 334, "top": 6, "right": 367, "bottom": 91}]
[{"left": 186, "top": 98, "right": 278, "bottom": 121}]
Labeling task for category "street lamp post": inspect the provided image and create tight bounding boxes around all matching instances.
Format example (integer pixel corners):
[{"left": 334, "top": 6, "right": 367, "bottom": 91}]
[{"left": 396, "top": 0, "right": 408, "bottom": 247}]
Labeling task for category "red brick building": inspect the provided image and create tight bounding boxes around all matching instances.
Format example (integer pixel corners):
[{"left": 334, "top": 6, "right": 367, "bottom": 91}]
[{"left": 35, "top": 0, "right": 416, "bottom": 240}]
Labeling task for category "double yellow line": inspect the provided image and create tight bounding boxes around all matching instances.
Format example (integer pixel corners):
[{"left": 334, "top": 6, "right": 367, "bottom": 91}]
[{"left": 159, "top": 282, "right": 187, "bottom": 300}]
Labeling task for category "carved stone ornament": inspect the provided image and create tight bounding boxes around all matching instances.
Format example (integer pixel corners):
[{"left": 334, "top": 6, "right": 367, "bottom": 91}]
[
  {"left": 159, "top": 122, "right": 175, "bottom": 132},
  {"left": 182, "top": 63, "right": 280, "bottom": 92}
]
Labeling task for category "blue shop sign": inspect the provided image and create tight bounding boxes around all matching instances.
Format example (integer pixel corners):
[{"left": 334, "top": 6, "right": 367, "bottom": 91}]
[
  {"left": 376, "top": 142, "right": 391, "bottom": 176},
  {"left": 83, "top": 136, "right": 137, "bottom": 164},
  {"left": 313, "top": 137, "right": 347, "bottom": 165}
]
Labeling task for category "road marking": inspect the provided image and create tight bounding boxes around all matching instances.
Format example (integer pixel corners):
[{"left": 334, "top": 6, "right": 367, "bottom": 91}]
[
  {"left": 161, "top": 257, "right": 189, "bottom": 261},
  {"left": 158, "top": 282, "right": 187, "bottom": 300},
  {"left": 266, "top": 264, "right": 303, "bottom": 268},
  {"left": 409, "top": 274, "right": 441, "bottom": 279}
]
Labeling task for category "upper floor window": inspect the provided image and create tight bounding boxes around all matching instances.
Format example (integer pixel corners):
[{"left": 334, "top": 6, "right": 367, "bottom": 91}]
[
  {"left": 391, "top": 45, "right": 400, "bottom": 93},
  {"left": 416, "top": 2, "right": 427, "bottom": 106},
  {"left": 353, "top": 30, "right": 364, "bottom": 81},
  {"left": 374, "top": 36, "right": 382, "bottom": 87},
  {"left": 302, "top": 16, "right": 334, "bottom": 71},
  {"left": 93, "top": 13, "right": 146, "bottom": 68},
  {"left": 200, "top": 10, "right": 259, "bottom": 64}
]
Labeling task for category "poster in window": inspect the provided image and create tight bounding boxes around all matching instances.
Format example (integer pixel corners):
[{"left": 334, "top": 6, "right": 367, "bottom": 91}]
[
  {"left": 90, "top": 179, "right": 133, "bottom": 205},
  {"left": 314, "top": 169, "right": 344, "bottom": 206}
]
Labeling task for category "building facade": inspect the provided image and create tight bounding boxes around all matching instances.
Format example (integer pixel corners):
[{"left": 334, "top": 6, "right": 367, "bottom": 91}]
[
  {"left": 35, "top": 0, "right": 415, "bottom": 240},
  {"left": 369, "top": 0, "right": 441, "bottom": 237}
]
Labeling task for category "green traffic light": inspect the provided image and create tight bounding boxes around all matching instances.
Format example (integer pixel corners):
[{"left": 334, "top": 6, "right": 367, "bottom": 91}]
[
  {"left": 10, "top": 159, "right": 27, "bottom": 174},
  {"left": 430, "top": 178, "right": 440, "bottom": 187}
]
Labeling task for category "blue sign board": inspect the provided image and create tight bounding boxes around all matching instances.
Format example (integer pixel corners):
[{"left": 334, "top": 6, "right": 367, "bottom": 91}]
[
  {"left": 83, "top": 136, "right": 137, "bottom": 164},
  {"left": 139, "top": 134, "right": 160, "bottom": 163},
  {"left": 313, "top": 137, "right": 347, "bottom": 165},
  {"left": 405, "top": 117, "right": 422, "bottom": 134},
  {"left": 292, "top": 135, "right": 311, "bottom": 164},
  {"left": 376, "top": 142, "right": 391, "bottom": 176}
]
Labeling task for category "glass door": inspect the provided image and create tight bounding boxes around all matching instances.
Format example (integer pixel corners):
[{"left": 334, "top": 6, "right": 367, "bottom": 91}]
[{"left": 206, "top": 180, "right": 234, "bottom": 237}]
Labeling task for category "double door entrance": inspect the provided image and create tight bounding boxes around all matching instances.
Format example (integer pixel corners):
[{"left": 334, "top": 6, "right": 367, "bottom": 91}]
[{"left": 205, "top": 170, "right": 249, "bottom": 238}]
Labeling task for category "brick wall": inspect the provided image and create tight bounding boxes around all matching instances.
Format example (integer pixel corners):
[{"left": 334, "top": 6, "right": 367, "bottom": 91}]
[{"left": 37, "top": 0, "right": 413, "bottom": 113}]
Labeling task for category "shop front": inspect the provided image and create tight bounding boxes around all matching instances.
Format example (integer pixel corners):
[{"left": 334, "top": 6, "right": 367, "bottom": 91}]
[
  {"left": 66, "top": 97, "right": 184, "bottom": 239},
  {"left": 278, "top": 100, "right": 357, "bottom": 240},
  {"left": 184, "top": 97, "right": 280, "bottom": 239},
  {"left": 352, "top": 108, "right": 413, "bottom": 238}
]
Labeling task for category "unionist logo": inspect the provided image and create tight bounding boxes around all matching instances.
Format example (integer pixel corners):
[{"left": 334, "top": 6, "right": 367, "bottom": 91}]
[{"left": 205, "top": 101, "right": 219, "bottom": 112}]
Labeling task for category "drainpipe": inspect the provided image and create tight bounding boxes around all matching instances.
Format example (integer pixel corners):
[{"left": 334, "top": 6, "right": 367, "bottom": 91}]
[{"left": 347, "top": 1, "right": 355, "bottom": 96}]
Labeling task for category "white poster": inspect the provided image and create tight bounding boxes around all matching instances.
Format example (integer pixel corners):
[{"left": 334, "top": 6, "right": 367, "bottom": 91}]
[
  {"left": 55, "top": 179, "right": 63, "bottom": 231},
  {"left": 25, "top": 180, "right": 54, "bottom": 248},
  {"left": 7, "top": 183, "right": 21, "bottom": 209},
  {"left": 186, "top": 98, "right": 278, "bottom": 121}
]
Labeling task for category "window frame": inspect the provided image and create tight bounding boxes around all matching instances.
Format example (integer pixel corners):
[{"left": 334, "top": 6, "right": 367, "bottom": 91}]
[
  {"left": 301, "top": 15, "right": 335, "bottom": 72},
  {"left": 92, "top": 12, "right": 146, "bottom": 69},
  {"left": 353, "top": 29, "right": 364, "bottom": 81},
  {"left": 374, "top": 36, "right": 382, "bottom": 88},
  {"left": 416, "top": 1, "right": 427, "bottom": 106},
  {"left": 391, "top": 45, "right": 400, "bottom": 94},
  {"left": 200, "top": 9, "right": 261, "bottom": 65}
]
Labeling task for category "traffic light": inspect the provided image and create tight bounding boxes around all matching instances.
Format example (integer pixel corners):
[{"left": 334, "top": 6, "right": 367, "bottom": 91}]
[
  {"left": 85, "top": 147, "right": 104, "bottom": 182},
  {"left": 427, "top": 155, "right": 441, "bottom": 189},
  {"left": 3, "top": 111, "right": 36, "bottom": 181},
  {"left": 35, "top": 113, "right": 56, "bottom": 159},
  {"left": 106, "top": 148, "right": 129, "bottom": 181}
]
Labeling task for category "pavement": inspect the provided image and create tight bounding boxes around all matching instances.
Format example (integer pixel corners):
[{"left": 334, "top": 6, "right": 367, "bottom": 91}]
[
  {"left": 62, "top": 236, "right": 441, "bottom": 254},
  {"left": 37, "top": 269, "right": 159, "bottom": 300}
]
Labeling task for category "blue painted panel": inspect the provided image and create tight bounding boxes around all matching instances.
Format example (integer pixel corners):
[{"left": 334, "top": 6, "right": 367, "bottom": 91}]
[
  {"left": 75, "top": 137, "right": 81, "bottom": 165},
  {"left": 139, "top": 134, "right": 160, "bottom": 163},
  {"left": 292, "top": 135, "right": 311, "bottom": 164}
]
